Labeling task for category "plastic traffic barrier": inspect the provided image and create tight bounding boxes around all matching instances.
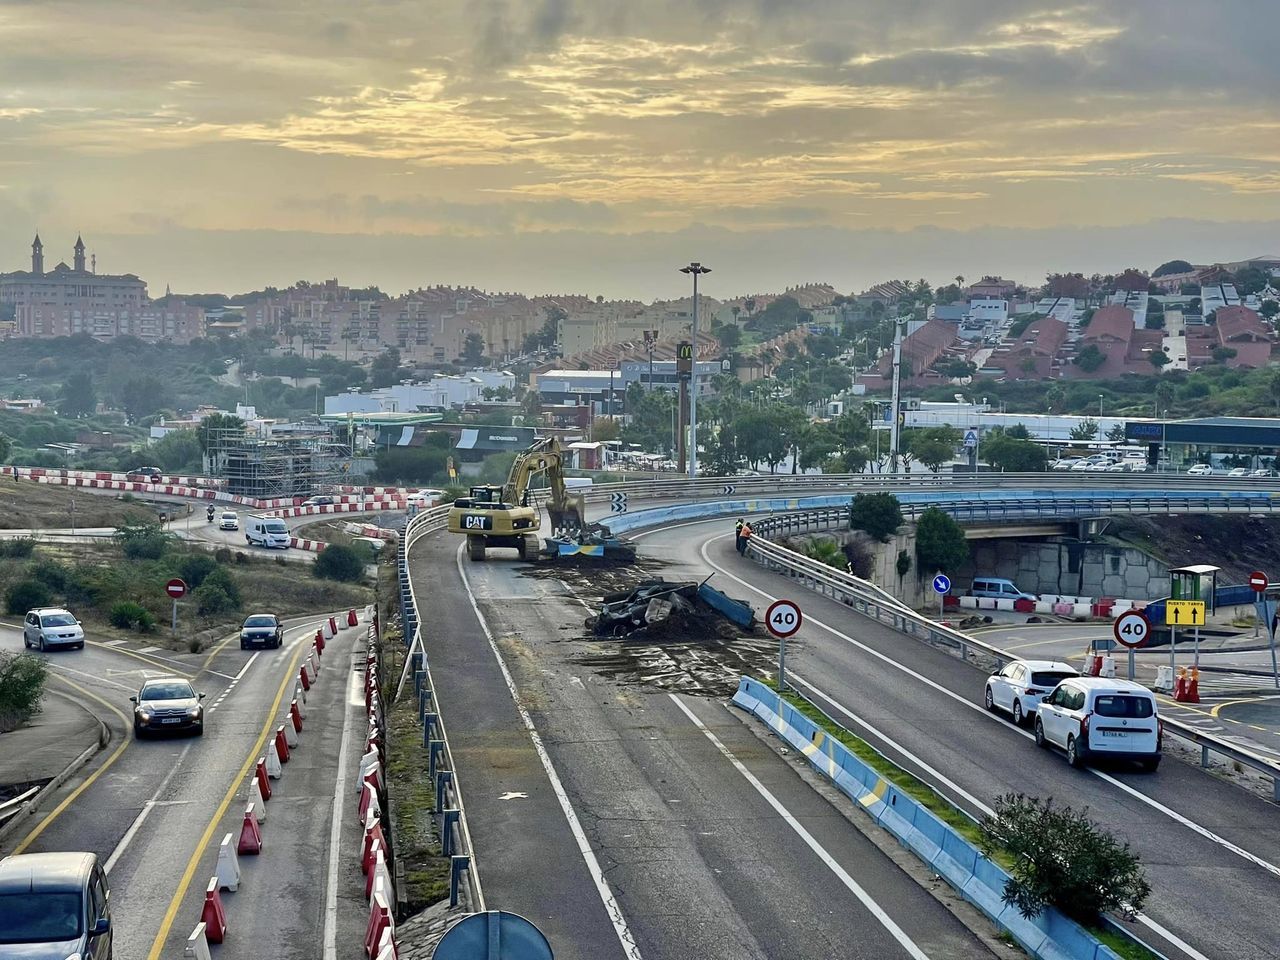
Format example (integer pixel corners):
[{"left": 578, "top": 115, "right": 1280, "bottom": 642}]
[
  {"left": 284, "top": 717, "right": 299, "bottom": 749},
  {"left": 237, "top": 802, "right": 263, "bottom": 855},
  {"left": 274, "top": 726, "right": 291, "bottom": 763},
  {"left": 200, "top": 878, "right": 228, "bottom": 944},
  {"left": 290, "top": 700, "right": 304, "bottom": 733},
  {"left": 364, "top": 891, "right": 393, "bottom": 957},
  {"left": 348, "top": 608, "right": 359, "bottom": 628},
  {"left": 266, "top": 742, "right": 284, "bottom": 779},
  {"left": 184, "top": 922, "right": 213, "bottom": 960},
  {"left": 215, "top": 834, "right": 241, "bottom": 892},
  {"left": 315, "top": 629, "right": 326, "bottom": 653},
  {"left": 299, "top": 664, "right": 311, "bottom": 692},
  {"left": 255, "top": 759, "right": 273, "bottom": 802},
  {"left": 252, "top": 768, "right": 270, "bottom": 819}
]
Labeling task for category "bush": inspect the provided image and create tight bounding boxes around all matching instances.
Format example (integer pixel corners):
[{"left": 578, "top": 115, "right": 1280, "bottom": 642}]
[
  {"left": 28, "top": 558, "right": 71, "bottom": 592},
  {"left": 5, "top": 579, "right": 51, "bottom": 615},
  {"left": 202, "top": 566, "right": 242, "bottom": 608},
  {"left": 314, "top": 544, "right": 366, "bottom": 583},
  {"left": 979, "top": 793, "right": 1150, "bottom": 923},
  {"left": 114, "top": 522, "right": 170, "bottom": 560},
  {"left": 194, "top": 582, "right": 237, "bottom": 616},
  {"left": 214, "top": 548, "right": 232, "bottom": 564},
  {"left": 108, "top": 600, "right": 156, "bottom": 633},
  {"left": 848, "top": 492, "right": 903, "bottom": 542},
  {"left": 177, "top": 553, "right": 218, "bottom": 590},
  {"left": 0, "top": 651, "right": 49, "bottom": 733},
  {"left": 0, "top": 538, "right": 36, "bottom": 559}
]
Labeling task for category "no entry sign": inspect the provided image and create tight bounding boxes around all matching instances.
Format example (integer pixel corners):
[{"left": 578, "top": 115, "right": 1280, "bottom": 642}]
[
  {"left": 165, "top": 578, "right": 187, "bottom": 599},
  {"left": 1249, "top": 571, "right": 1269, "bottom": 593}
]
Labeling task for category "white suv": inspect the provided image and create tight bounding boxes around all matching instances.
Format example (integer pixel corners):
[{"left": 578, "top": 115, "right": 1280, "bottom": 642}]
[
  {"left": 1035, "top": 677, "right": 1161, "bottom": 771},
  {"left": 985, "top": 659, "right": 1078, "bottom": 726},
  {"left": 23, "top": 608, "right": 85, "bottom": 651}
]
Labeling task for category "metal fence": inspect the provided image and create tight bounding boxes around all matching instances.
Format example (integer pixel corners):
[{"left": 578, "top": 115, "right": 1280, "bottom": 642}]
[
  {"left": 744, "top": 507, "right": 1280, "bottom": 801},
  {"left": 397, "top": 504, "right": 483, "bottom": 909}
]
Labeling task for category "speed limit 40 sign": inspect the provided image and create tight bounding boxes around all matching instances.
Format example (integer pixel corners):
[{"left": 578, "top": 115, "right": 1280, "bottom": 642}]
[
  {"left": 1113, "top": 610, "right": 1150, "bottom": 649},
  {"left": 765, "top": 599, "right": 803, "bottom": 639}
]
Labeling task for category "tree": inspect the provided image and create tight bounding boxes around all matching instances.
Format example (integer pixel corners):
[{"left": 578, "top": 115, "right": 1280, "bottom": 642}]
[
  {"left": 1043, "top": 384, "right": 1066, "bottom": 414},
  {"left": 915, "top": 507, "right": 968, "bottom": 574},
  {"left": 848, "top": 492, "right": 903, "bottom": 542},
  {"left": 716, "top": 324, "right": 742, "bottom": 351},
  {"left": 372, "top": 446, "right": 448, "bottom": 484},
  {"left": 114, "top": 522, "right": 170, "bottom": 560},
  {"left": 1152, "top": 259, "right": 1193, "bottom": 277},
  {"left": 909, "top": 435, "right": 955, "bottom": 472},
  {"left": 58, "top": 372, "right": 97, "bottom": 418},
  {"left": 1004, "top": 423, "right": 1032, "bottom": 440},
  {"left": 940, "top": 358, "right": 976, "bottom": 380},
  {"left": 0, "top": 433, "right": 11, "bottom": 464},
  {"left": 1212, "top": 346, "right": 1238, "bottom": 363},
  {"left": 1106, "top": 422, "right": 1127, "bottom": 442},
  {"left": 1075, "top": 344, "right": 1105, "bottom": 373},
  {"left": 591, "top": 418, "right": 621, "bottom": 442},
  {"left": 149, "top": 429, "right": 203, "bottom": 473},
  {"left": 120, "top": 375, "right": 169, "bottom": 421},
  {"left": 1155, "top": 380, "right": 1176, "bottom": 416},
  {"left": 370, "top": 347, "right": 402, "bottom": 388},
  {"left": 1260, "top": 300, "right": 1279, "bottom": 320},
  {"left": 1069, "top": 418, "right": 1099, "bottom": 441},
  {"left": 982, "top": 435, "right": 1047, "bottom": 472},
  {"left": 314, "top": 544, "right": 366, "bottom": 582},
  {"left": 1269, "top": 371, "right": 1280, "bottom": 412},
  {"left": 1144, "top": 313, "right": 1165, "bottom": 331},
  {"left": 197, "top": 413, "right": 246, "bottom": 454},
  {"left": 462, "top": 332, "right": 485, "bottom": 366},
  {"left": 0, "top": 650, "right": 50, "bottom": 732},
  {"left": 1149, "top": 350, "right": 1171, "bottom": 370},
  {"left": 979, "top": 793, "right": 1150, "bottom": 923}
]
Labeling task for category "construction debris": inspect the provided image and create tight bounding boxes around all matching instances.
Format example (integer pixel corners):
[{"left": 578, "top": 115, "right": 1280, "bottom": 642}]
[{"left": 591, "top": 579, "right": 756, "bottom": 639}]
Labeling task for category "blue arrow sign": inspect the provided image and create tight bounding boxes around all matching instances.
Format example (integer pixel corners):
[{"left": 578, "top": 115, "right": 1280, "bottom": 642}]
[{"left": 932, "top": 574, "right": 952, "bottom": 595}]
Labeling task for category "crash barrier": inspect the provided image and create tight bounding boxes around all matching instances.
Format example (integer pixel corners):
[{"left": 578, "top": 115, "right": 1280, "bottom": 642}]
[
  {"left": 733, "top": 676, "right": 1136, "bottom": 960},
  {"left": 395, "top": 528, "right": 481, "bottom": 912},
  {"left": 290, "top": 537, "right": 329, "bottom": 553},
  {"left": 360, "top": 613, "right": 400, "bottom": 958},
  {"left": 722, "top": 506, "right": 1280, "bottom": 802}
]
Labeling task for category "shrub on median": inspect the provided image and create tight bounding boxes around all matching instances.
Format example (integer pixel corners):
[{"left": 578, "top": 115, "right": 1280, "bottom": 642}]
[
  {"left": 5, "top": 579, "right": 51, "bottom": 615},
  {"left": 108, "top": 600, "right": 156, "bottom": 633},
  {"left": 314, "top": 544, "right": 365, "bottom": 583},
  {"left": 0, "top": 538, "right": 36, "bottom": 559}
]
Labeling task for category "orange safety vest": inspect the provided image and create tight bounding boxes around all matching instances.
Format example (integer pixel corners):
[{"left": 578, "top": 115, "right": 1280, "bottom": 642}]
[{"left": 741, "top": 523, "right": 753, "bottom": 540}]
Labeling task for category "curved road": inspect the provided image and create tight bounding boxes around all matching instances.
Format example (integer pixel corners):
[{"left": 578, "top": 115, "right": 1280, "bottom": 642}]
[{"left": 634, "top": 516, "right": 1280, "bottom": 960}]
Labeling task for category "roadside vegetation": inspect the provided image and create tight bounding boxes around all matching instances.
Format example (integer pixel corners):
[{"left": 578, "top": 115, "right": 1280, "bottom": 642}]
[
  {"left": 0, "top": 482, "right": 163, "bottom": 530},
  {"left": 0, "top": 525, "right": 372, "bottom": 652},
  {"left": 0, "top": 651, "right": 49, "bottom": 734}
]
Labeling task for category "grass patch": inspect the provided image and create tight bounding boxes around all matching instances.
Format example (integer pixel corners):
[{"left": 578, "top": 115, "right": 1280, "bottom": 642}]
[
  {"left": 385, "top": 689, "right": 450, "bottom": 909},
  {"left": 0, "top": 482, "right": 161, "bottom": 529},
  {"left": 1088, "top": 924, "right": 1159, "bottom": 960}
]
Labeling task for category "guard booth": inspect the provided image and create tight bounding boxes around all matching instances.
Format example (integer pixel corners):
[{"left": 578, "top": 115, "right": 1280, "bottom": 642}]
[{"left": 1170, "top": 564, "right": 1220, "bottom": 613}]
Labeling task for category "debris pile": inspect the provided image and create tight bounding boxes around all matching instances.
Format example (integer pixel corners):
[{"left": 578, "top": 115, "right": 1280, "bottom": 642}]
[{"left": 591, "top": 578, "right": 756, "bottom": 639}]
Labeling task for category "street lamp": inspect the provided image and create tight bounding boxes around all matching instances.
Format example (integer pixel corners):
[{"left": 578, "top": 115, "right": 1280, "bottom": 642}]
[
  {"left": 1098, "top": 394, "right": 1104, "bottom": 418},
  {"left": 679, "top": 262, "right": 711, "bottom": 477}
]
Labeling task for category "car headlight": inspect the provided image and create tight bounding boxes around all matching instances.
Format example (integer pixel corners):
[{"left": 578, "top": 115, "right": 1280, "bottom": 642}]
[
  {"left": 138, "top": 708, "right": 153, "bottom": 721},
  {"left": 187, "top": 706, "right": 202, "bottom": 718}
]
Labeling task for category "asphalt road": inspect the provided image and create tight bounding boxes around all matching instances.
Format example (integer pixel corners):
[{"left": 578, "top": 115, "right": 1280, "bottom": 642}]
[
  {"left": 0, "top": 615, "right": 368, "bottom": 960},
  {"left": 637, "top": 517, "right": 1280, "bottom": 960},
  {"left": 409, "top": 530, "right": 997, "bottom": 960}
]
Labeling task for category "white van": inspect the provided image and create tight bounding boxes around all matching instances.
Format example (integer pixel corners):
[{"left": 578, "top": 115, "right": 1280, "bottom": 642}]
[
  {"left": 1035, "top": 677, "right": 1160, "bottom": 770},
  {"left": 246, "top": 515, "right": 291, "bottom": 549}
]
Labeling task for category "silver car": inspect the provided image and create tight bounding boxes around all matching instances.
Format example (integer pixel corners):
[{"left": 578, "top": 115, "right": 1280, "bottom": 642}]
[{"left": 23, "top": 608, "right": 85, "bottom": 651}]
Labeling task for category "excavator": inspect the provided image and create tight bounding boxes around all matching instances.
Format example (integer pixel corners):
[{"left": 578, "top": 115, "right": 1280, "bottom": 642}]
[{"left": 447, "top": 437, "right": 634, "bottom": 562}]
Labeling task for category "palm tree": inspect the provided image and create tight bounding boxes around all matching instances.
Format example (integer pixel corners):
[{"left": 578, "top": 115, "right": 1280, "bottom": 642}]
[{"left": 955, "top": 275, "right": 965, "bottom": 289}]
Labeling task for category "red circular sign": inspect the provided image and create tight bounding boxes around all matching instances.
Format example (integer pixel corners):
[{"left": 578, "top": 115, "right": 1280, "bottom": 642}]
[
  {"left": 1249, "top": 571, "right": 1269, "bottom": 593},
  {"left": 165, "top": 578, "right": 187, "bottom": 599},
  {"left": 1113, "top": 610, "right": 1150, "bottom": 649},
  {"left": 765, "top": 599, "right": 803, "bottom": 639}
]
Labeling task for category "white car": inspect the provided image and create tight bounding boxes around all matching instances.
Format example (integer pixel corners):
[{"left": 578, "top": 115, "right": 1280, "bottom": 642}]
[
  {"left": 985, "top": 659, "right": 1079, "bottom": 726},
  {"left": 1250, "top": 468, "right": 1275, "bottom": 478},
  {"left": 1051, "top": 458, "right": 1081, "bottom": 470},
  {"left": 23, "top": 608, "right": 85, "bottom": 651},
  {"left": 405, "top": 489, "right": 445, "bottom": 508},
  {"left": 218, "top": 511, "right": 239, "bottom": 531},
  {"left": 1227, "top": 467, "right": 1249, "bottom": 478},
  {"left": 1187, "top": 464, "right": 1214, "bottom": 476},
  {"left": 1034, "top": 677, "right": 1161, "bottom": 771}
]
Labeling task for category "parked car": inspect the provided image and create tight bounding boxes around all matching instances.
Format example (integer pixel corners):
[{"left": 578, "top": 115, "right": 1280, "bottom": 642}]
[
  {"left": 1124, "top": 460, "right": 1151, "bottom": 472},
  {"left": 967, "top": 577, "right": 1037, "bottom": 602},
  {"left": 240, "top": 613, "right": 284, "bottom": 649},
  {"left": 303, "top": 495, "right": 335, "bottom": 506},
  {"left": 985, "top": 659, "right": 1079, "bottom": 726},
  {"left": 131, "top": 677, "right": 205, "bottom": 738},
  {"left": 1187, "top": 464, "right": 1214, "bottom": 476},
  {"left": 1034, "top": 677, "right": 1161, "bottom": 770},
  {"left": 23, "top": 607, "right": 85, "bottom": 651},
  {"left": 126, "top": 466, "right": 162, "bottom": 482},
  {"left": 218, "top": 511, "right": 239, "bottom": 531},
  {"left": 1250, "top": 468, "right": 1276, "bottom": 478},
  {"left": 0, "top": 851, "right": 112, "bottom": 959},
  {"left": 1050, "top": 458, "right": 1081, "bottom": 470},
  {"left": 1227, "top": 467, "right": 1250, "bottom": 478}
]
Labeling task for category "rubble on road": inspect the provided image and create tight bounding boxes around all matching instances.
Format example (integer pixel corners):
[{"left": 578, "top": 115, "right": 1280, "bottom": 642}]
[{"left": 591, "top": 578, "right": 756, "bottom": 639}]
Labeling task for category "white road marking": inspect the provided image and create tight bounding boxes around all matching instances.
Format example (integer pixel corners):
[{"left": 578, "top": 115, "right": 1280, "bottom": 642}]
[
  {"left": 102, "top": 639, "right": 128, "bottom": 646},
  {"left": 137, "top": 646, "right": 161, "bottom": 654},
  {"left": 104, "top": 744, "right": 192, "bottom": 874},
  {"left": 457, "top": 546, "right": 637, "bottom": 957},
  {"left": 498, "top": 791, "right": 529, "bottom": 801},
  {"left": 233, "top": 651, "right": 260, "bottom": 681},
  {"left": 322, "top": 654, "right": 360, "bottom": 960},
  {"left": 669, "top": 694, "right": 932, "bottom": 960}
]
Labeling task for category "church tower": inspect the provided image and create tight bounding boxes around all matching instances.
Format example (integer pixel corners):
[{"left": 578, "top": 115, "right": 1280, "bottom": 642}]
[
  {"left": 31, "top": 234, "right": 43, "bottom": 275},
  {"left": 73, "top": 235, "right": 86, "bottom": 272}
]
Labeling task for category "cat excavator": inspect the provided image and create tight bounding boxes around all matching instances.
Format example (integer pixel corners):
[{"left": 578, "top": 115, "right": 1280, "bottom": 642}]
[{"left": 447, "top": 437, "right": 633, "bottom": 562}]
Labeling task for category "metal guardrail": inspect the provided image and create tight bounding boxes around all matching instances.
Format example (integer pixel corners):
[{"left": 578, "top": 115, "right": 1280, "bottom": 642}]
[
  {"left": 745, "top": 508, "right": 1280, "bottom": 801},
  {"left": 397, "top": 504, "right": 483, "bottom": 909},
  {"left": 0, "top": 786, "right": 40, "bottom": 826}
]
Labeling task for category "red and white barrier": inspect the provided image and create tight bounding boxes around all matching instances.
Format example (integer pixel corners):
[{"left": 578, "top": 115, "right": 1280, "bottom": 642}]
[
  {"left": 283, "top": 717, "right": 299, "bottom": 750},
  {"left": 201, "top": 878, "right": 228, "bottom": 944},
  {"left": 364, "top": 892, "right": 394, "bottom": 958},
  {"left": 216, "top": 834, "right": 241, "bottom": 892},
  {"left": 237, "top": 802, "right": 263, "bottom": 855},
  {"left": 253, "top": 763, "right": 271, "bottom": 810},
  {"left": 290, "top": 700, "right": 304, "bottom": 733},
  {"left": 185, "top": 923, "right": 214, "bottom": 960},
  {"left": 274, "top": 726, "right": 291, "bottom": 763}
]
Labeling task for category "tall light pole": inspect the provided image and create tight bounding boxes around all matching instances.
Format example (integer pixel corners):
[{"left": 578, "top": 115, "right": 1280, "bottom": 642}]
[{"left": 680, "top": 262, "right": 711, "bottom": 477}]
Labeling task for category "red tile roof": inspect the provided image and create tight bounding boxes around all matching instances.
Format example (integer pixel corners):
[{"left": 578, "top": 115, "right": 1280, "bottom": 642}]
[
  {"left": 1215, "top": 305, "right": 1269, "bottom": 344},
  {"left": 1083, "top": 306, "right": 1134, "bottom": 344}
]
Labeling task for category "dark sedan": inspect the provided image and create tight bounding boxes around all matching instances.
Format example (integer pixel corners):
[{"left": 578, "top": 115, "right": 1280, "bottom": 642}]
[
  {"left": 131, "top": 678, "right": 204, "bottom": 738},
  {"left": 240, "top": 613, "right": 284, "bottom": 649}
]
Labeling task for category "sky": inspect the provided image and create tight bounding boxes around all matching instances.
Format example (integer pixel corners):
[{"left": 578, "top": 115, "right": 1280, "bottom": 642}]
[{"left": 1, "top": 0, "right": 1277, "bottom": 299}]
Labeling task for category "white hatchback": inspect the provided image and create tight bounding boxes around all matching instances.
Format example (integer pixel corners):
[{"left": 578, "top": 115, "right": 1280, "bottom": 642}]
[
  {"left": 218, "top": 511, "right": 239, "bottom": 530},
  {"left": 985, "top": 659, "right": 1078, "bottom": 726},
  {"left": 1035, "top": 677, "right": 1161, "bottom": 771}
]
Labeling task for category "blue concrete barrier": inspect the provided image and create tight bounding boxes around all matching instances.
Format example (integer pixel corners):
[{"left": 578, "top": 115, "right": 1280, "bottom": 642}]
[{"left": 731, "top": 676, "right": 1135, "bottom": 960}]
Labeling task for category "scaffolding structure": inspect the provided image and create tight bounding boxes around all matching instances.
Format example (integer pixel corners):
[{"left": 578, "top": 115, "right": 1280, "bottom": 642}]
[{"left": 204, "top": 426, "right": 352, "bottom": 499}]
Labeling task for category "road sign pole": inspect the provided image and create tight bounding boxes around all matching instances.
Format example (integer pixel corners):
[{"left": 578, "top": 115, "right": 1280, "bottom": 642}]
[
  {"left": 938, "top": 590, "right": 943, "bottom": 622},
  {"left": 778, "top": 635, "right": 787, "bottom": 694},
  {"left": 1170, "top": 625, "right": 1176, "bottom": 677},
  {"left": 1193, "top": 625, "right": 1200, "bottom": 668},
  {"left": 172, "top": 598, "right": 178, "bottom": 638},
  {"left": 1128, "top": 647, "right": 1135, "bottom": 681},
  {"left": 1270, "top": 613, "right": 1280, "bottom": 691}
]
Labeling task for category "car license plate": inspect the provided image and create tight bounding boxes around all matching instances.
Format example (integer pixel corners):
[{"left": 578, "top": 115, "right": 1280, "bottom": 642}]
[
  {"left": 1101, "top": 730, "right": 1127, "bottom": 738},
  {"left": 161, "top": 718, "right": 182, "bottom": 724}
]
